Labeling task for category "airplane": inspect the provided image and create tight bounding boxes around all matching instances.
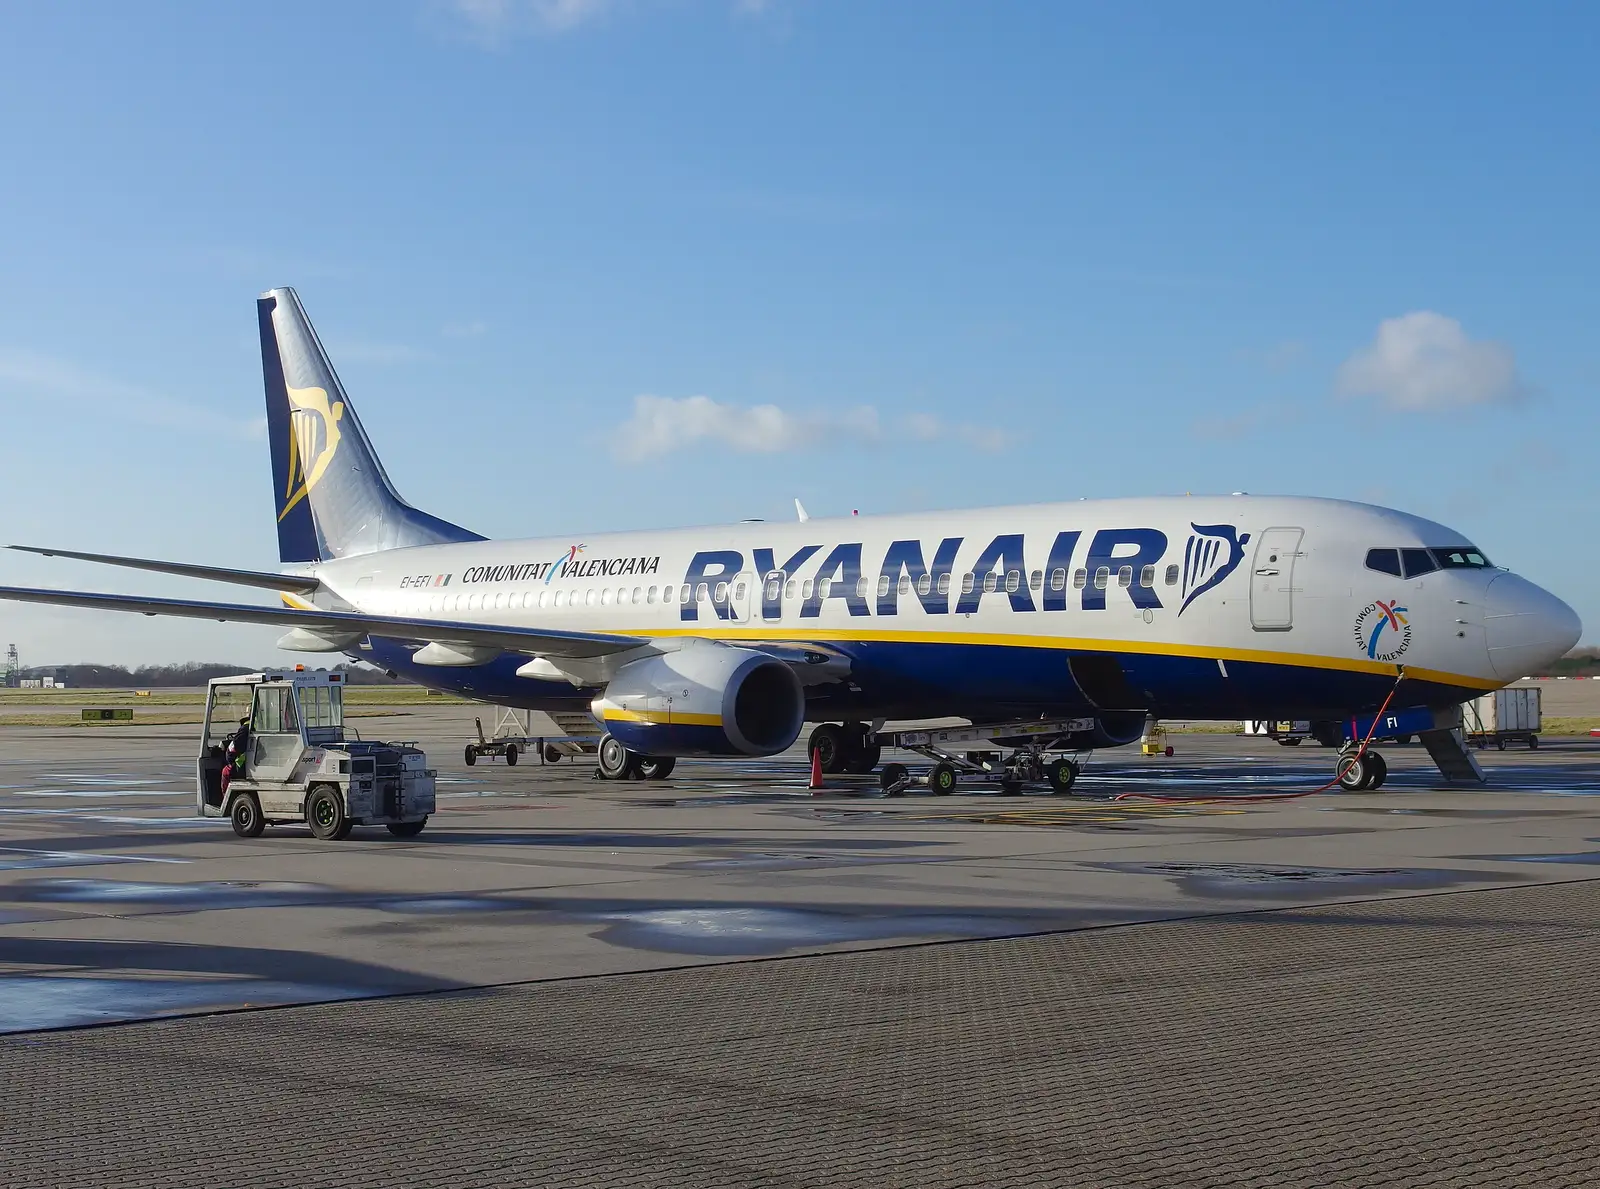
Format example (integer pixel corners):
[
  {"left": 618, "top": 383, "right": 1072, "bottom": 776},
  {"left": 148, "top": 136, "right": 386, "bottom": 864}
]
[{"left": 1, "top": 287, "right": 1582, "bottom": 792}]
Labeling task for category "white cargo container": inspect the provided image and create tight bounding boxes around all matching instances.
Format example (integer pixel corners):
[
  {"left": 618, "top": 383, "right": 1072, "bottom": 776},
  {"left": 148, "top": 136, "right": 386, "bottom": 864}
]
[{"left": 1464, "top": 687, "right": 1541, "bottom": 750}]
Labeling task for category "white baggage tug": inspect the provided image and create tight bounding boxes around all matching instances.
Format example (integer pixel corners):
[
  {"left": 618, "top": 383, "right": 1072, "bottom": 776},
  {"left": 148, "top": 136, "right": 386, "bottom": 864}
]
[{"left": 196, "top": 670, "right": 435, "bottom": 839}]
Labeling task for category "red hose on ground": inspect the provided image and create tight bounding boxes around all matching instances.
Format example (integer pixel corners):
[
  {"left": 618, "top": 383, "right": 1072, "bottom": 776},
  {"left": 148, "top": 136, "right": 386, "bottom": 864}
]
[{"left": 1111, "top": 669, "right": 1408, "bottom": 805}]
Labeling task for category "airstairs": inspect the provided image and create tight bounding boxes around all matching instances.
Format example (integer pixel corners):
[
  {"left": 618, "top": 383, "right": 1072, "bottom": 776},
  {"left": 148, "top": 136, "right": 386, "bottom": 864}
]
[{"left": 1419, "top": 726, "right": 1488, "bottom": 785}]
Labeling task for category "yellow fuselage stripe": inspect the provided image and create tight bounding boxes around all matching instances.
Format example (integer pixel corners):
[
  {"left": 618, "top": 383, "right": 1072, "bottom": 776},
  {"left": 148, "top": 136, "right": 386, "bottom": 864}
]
[{"left": 600, "top": 708, "right": 723, "bottom": 727}]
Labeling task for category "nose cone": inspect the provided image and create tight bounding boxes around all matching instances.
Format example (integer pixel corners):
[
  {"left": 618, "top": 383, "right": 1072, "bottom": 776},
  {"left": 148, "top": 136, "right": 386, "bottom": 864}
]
[{"left": 1482, "top": 574, "right": 1582, "bottom": 679}]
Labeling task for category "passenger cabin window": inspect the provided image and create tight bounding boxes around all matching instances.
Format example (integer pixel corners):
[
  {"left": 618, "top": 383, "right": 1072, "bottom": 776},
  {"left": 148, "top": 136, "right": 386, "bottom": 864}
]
[
  {"left": 1365, "top": 548, "right": 1402, "bottom": 577},
  {"left": 898, "top": 575, "right": 911, "bottom": 595},
  {"left": 916, "top": 574, "right": 932, "bottom": 596},
  {"left": 877, "top": 575, "right": 891, "bottom": 598},
  {"left": 936, "top": 574, "right": 950, "bottom": 595},
  {"left": 1094, "top": 567, "right": 1110, "bottom": 590},
  {"left": 1401, "top": 548, "right": 1438, "bottom": 579},
  {"left": 855, "top": 577, "right": 870, "bottom": 598},
  {"left": 961, "top": 574, "right": 975, "bottom": 595},
  {"left": 1139, "top": 565, "right": 1156, "bottom": 588},
  {"left": 1029, "top": 570, "right": 1043, "bottom": 590},
  {"left": 1004, "top": 570, "right": 1020, "bottom": 593},
  {"left": 696, "top": 583, "right": 710, "bottom": 603},
  {"left": 1164, "top": 564, "right": 1179, "bottom": 586},
  {"left": 984, "top": 573, "right": 999, "bottom": 594},
  {"left": 713, "top": 581, "right": 728, "bottom": 603},
  {"left": 1049, "top": 568, "right": 1066, "bottom": 592},
  {"left": 1432, "top": 546, "right": 1492, "bottom": 569},
  {"left": 1117, "top": 565, "right": 1133, "bottom": 588},
  {"left": 1073, "top": 569, "right": 1087, "bottom": 589},
  {"left": 785, "top": 580, "right": 797, "bottom": 599}
]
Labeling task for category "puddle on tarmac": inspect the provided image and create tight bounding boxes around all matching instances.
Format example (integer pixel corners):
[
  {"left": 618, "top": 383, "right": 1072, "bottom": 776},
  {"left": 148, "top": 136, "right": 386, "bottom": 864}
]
[
  {"left": 0, "top": 849, "right": 186, "bottom": 872},
  {"left": 1470, "top": 849, "right": 1600, "bottom": 865},
  {"left": 0, "top": 975, "right": 379, "bottom": 1033},
  {"left": 11, "top": 788, "right": 182, "bottom": 799},
  {"left": 668, "top": 852, "right": 942, "bottom": 871},
  {"left": 9, "top": 879, "right": 328, "bottom": 909},
  {"left": 581, "top": 905, "right": 1046, "bottom": 956},
  {"left": 44, "top": 774, "right": 175, "bottom": 787},
  {"left": 377, "top": 896, "right": 524, "bottom": 914},
  {"left": 422, "top": 831, "right": 930, "bottom": 851},
  {"left": 1091, "top": 861, "right": 1491, "bottom": 898},
  {"left": 0, "top": 808, "right": 213, "bottom": 827}
]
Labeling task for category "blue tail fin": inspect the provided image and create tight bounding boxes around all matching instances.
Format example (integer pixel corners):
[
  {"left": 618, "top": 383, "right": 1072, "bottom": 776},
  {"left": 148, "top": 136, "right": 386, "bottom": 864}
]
[{"left": 258, "top": 287, "right": 483, "bottom": 562}]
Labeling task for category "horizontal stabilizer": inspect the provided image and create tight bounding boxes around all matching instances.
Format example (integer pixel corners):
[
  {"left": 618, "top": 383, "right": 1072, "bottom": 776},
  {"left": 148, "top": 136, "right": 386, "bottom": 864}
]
[
  {"left": 8, "top": 545, "right": 321, "bottom": 595},
  {"left": 0, "top": 584, "right": 642, "bottom": 660}
]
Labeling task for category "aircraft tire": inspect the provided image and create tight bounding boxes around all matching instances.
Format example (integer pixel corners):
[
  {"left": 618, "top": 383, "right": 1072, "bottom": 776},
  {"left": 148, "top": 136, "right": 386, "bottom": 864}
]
[
  {"left": 1336, "top": 755, "right": 1367, "bottom": 792},
  {"left": 230, "top": 793, "right": 264, "bottom": 839},
  {"left": 1046, "top": 758, "right": 1078, "bottom": 795},
  {"left": 1364, "top": 752, "right": 1388, "bottom": 791},
  {"left": 847, "top": 741, "right": 882, "bottom": 774},
  {"left": 597, "top": 734, "right": 636, "bottom": 780},
  {"left": 637, "top": 755, "right": 676, "bottom": 780},
  {"left": 809, "top": 724, "right": 848, "bottom": 774}
]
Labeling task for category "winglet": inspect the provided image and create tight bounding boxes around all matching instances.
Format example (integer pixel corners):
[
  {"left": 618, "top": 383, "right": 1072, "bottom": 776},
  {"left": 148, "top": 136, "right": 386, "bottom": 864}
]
[{"left": 794, "top": 498, "right": 809, "bottom": 523}]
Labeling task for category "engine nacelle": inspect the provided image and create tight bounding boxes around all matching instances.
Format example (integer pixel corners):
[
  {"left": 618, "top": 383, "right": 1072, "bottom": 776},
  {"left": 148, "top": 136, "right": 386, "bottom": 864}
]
[{"left": 591, "top": 644, "right": 805, "bottom": 758}]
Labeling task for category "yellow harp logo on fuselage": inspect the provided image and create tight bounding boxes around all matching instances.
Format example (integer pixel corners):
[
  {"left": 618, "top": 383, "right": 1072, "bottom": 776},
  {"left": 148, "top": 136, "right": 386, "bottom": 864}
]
[{"left": 278, "top": 384, "right": 345, "bottom": 522}]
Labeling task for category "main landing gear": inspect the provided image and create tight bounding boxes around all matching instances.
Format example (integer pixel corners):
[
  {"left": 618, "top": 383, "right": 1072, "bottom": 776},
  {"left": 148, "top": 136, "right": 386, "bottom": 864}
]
[
  {"left": 1335, "top": 744, "right": 1388, "bottom": 791},
  {"left": 595, "top": 733, "right": 676, "bottom": 782},
  {"left": 808, "top": 722, "right": 881, "bottom": 775}
]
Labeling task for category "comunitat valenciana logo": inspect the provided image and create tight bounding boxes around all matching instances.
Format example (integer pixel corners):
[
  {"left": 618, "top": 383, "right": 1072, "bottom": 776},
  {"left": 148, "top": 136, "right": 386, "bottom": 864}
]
[{"left": 1354, "top": 598, "right": 1412, "bottom": 662}]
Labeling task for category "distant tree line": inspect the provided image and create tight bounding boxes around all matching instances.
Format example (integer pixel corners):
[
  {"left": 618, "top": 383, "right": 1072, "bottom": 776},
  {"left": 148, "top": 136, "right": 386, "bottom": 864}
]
[{"left": 25, "top": 662, "right": 410, "bottom": 688}]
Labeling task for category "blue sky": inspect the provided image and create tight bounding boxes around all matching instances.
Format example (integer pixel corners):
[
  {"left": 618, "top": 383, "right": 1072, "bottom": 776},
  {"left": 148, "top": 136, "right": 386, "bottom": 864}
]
[{"left": 1, "top": 0, "right": 1596, "bottom": 665}]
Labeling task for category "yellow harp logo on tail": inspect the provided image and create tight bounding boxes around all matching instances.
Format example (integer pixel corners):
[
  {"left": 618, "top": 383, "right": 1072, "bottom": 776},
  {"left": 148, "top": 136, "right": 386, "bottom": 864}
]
[{"left": 278, "top": 384, "right": 345, "bottom": 522}]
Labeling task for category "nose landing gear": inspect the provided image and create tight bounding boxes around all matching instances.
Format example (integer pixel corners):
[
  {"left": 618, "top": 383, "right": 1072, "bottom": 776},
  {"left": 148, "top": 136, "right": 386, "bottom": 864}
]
[{"left": 1336, "top": 746, "right": 1388, "bottom": 791}]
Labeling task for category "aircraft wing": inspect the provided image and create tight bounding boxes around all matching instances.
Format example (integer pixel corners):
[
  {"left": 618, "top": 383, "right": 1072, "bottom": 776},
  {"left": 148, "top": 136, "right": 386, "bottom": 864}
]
[
  {"left": 7, "top": 545, "right": 322, "bottom": 595},
  {"left": 0, "top": 585, "right": 643, "bottom": 659}
]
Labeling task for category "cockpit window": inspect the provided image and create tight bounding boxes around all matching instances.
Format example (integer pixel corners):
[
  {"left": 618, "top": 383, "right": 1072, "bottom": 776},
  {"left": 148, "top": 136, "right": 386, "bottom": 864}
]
[
  {"left": 1431, "top": 546, "right": 1492, "bottom": 569},
  {"left": 1400, "top": 548, "right": 1438, "bottom": 579},
  {"left": 1365, "top": 548, "right": 1402, "bottom": 577}
]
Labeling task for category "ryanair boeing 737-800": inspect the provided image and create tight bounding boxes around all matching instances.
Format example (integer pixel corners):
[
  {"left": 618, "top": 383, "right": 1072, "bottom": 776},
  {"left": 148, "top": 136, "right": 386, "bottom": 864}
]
[{"left": 0, "top": 288, "right": 1581, "bottom": 790}]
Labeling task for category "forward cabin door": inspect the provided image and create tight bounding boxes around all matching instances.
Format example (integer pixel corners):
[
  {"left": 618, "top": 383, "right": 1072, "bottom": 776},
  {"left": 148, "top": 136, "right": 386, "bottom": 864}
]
[{"left": 1250, "top": 527, "right": 1304, "bottom": 631}]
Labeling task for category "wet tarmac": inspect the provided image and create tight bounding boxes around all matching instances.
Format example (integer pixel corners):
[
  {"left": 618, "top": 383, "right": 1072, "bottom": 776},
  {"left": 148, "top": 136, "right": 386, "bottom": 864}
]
[{"left": 2, "top": 724, "right": 1600, "bottom": 1036}]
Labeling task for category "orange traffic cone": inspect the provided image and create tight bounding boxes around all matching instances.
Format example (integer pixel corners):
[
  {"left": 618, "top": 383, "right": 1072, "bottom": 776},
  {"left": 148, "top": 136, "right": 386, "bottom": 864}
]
[{"left": 809, "top": 747, "right": 824, "bottom": 793}]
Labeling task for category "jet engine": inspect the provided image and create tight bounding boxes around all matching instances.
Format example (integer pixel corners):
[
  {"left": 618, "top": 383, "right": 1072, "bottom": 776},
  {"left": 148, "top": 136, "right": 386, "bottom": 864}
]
[{"left": 591, "top": 643, "right": 805, "bottom": 758}]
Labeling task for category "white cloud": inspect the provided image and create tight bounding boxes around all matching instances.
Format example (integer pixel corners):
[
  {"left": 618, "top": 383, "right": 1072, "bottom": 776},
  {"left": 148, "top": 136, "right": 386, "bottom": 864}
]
[
  {"left": 613, "top": 395, "right": 1010, "bottom": 460},
  {"left": 442, "top": 320, "right": 488, "bottom": 339},
  {"left": 0, "top": 348, "right": 260, "bottom": 439},
  {"left": 1336, "top": 311, "right": 1523, "bottom": 409}
]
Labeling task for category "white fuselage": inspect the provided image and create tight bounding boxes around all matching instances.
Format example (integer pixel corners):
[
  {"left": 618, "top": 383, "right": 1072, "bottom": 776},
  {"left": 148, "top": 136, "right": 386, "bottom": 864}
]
[{"left": 296, "top": 494, "right": 1578, "bottom": 722}]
